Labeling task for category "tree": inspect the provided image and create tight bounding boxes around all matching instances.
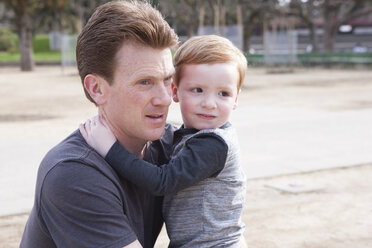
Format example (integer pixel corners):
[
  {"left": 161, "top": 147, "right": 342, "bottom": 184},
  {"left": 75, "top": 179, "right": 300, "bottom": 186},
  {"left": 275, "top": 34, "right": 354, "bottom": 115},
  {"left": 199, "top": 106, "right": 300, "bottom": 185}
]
[
  {"left": 322, "top": 0, "right": 372, "bottom": 51},
  {"left": 289, "top": 0, "right": 372, "bottom": 51},
  {"left": 159, "top": 0, "right": 205, "bottom": 37},
  {"left": 239, "top": 0, "right": 279, "bottom": 51},
  {"left": 3, "top": 0, "right": 35, "bottom": 71},
  {"left": 288, "top": 0, "right": 321, "bottom": 52}
]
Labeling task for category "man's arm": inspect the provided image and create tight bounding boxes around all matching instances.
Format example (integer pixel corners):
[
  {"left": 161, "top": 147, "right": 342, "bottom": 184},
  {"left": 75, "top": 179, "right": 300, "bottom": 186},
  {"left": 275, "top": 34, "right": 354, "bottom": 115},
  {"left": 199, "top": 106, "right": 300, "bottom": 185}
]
[{"left": 106, "top": 133, "right": 228, "bottom": 195}]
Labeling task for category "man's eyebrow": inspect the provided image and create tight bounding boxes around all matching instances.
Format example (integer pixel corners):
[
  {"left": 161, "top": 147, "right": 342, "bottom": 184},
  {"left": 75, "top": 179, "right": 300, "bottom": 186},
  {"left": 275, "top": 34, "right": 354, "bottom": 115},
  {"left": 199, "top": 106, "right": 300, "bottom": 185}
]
[
  {"left": 129, "top": 68, "right": 175, "bottom": 81},
  {"left": 166, "top": 69, "right": 175, "bottom": 77}
]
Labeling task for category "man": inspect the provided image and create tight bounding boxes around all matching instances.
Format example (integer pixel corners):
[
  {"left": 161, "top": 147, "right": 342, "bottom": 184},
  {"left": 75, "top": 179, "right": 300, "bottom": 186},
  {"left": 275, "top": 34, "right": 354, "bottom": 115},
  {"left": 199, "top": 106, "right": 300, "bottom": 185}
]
[{"left": 20, "top": 1, "right": 178, "bottom": 247}]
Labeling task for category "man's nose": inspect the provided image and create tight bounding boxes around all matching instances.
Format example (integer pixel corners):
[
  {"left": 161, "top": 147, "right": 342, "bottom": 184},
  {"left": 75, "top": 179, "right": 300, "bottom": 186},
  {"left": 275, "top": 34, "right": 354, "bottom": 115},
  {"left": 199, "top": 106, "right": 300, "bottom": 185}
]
[
  {"left": 201, "top": 94, "right": 217, "bottom": 109},
  {"left": 152, "top": 83, "right": 172, "bottom": 106}
]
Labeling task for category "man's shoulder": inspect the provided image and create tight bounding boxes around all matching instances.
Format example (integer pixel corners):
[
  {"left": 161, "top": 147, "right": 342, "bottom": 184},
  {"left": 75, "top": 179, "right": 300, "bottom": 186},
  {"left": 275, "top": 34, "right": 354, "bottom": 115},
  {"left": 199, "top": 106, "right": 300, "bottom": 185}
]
[
  {"left": 41, "top": 130, "right": 90, "bottom": 170},
  {"left": 37, "top": 130, "right": 113, "bottom": 186},
  {"left": 35, "top": 130, "right": 124, "bottom": 206}
]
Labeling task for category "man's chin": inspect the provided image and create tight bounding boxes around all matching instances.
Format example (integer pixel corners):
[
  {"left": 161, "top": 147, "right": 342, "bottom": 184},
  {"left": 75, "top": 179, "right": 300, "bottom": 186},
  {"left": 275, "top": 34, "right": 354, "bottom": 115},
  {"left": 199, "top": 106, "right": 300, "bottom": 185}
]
[{"left": 146, "top": 126, "right": 166, "bottom": 141}]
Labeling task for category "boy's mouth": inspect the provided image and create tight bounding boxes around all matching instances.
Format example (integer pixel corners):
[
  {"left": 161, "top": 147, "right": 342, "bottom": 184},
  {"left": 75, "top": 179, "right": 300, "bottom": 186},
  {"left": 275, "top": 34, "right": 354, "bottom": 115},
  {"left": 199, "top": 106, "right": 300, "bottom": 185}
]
[{"left": 197, "top": 113, "right": 216, "bottom": 120}]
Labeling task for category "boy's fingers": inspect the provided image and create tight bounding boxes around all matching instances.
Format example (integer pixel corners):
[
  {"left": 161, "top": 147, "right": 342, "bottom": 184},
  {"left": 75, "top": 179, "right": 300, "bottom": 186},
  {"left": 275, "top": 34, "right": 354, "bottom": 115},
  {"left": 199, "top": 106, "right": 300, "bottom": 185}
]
[
  {"left": 92, "top": 115, "right": 99, "bottom": 126},
  {"left": 99, "top": 114, "right": 109, "bottom": 128}
]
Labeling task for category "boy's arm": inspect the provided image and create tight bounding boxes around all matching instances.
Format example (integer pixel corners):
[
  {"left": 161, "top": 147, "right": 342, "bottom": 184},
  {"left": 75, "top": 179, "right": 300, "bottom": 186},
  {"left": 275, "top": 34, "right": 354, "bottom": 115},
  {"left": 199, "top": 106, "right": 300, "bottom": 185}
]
[{"left": 106, "top": 133, "right": 228, "bottom": 195}]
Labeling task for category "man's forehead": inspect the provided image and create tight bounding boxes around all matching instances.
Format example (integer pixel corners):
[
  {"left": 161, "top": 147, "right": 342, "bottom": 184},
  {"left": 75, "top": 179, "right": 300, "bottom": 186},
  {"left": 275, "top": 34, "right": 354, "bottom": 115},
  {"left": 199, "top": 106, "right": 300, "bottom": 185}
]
[{"left": 114, "top": 43, "right": 174, "bottom": 79}]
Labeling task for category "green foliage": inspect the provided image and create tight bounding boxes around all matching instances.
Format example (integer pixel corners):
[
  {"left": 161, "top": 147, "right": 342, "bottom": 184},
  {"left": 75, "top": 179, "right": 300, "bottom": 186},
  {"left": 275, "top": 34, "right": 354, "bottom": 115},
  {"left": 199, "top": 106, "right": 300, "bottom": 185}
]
[
  {"left": 0, "top": 33, "right": 61, "bottom": 62},
  {"left": 0, "top": 28, "right": 17, "bottom": 52},
  {"left": 32, "top": 34, "right": 51, "bottom": 53},
  {"left": 0, "top": 33, "right": 52, "bottom": 53}
]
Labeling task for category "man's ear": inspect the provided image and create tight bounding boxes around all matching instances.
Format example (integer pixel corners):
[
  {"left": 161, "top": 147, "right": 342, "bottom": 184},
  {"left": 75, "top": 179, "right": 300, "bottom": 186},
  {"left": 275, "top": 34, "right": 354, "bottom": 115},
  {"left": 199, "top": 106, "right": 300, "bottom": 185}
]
[
  {"left": 171, "top": 82, "right": 179, "bottom": 103},
  {"left": 84, "top": 74, "right": 107, "bottom": 105}
]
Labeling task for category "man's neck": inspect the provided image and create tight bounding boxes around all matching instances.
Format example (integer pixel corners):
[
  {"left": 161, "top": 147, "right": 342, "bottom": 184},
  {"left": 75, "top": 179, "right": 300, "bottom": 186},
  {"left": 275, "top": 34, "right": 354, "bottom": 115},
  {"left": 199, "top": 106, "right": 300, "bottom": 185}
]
[
  {"left": 100, "top": 109, "right": 147, "bottom": 158},
  {"left": 116, "top": 136, "right": 147, "bottom": 158}
]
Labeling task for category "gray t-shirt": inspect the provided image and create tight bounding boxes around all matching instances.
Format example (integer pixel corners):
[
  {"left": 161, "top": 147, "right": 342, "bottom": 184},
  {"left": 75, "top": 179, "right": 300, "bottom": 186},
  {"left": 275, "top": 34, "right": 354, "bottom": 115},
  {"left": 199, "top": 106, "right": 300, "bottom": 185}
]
[{"left": 20, "top": 130, "right": 164, "bottom": 248}]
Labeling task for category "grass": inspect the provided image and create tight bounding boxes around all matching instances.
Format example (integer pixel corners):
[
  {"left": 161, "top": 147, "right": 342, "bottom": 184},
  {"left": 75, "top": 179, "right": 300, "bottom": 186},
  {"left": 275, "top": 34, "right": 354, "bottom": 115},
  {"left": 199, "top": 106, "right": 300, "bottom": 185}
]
[
  {"left": 34, "top": 51, "right": 61, "bottom": 61},
  {"left": 0, "top": 52, "right": 20, "bottom": 62},
  {"left": 0, "top": 51, "right": 61, "bottom": 62},
  {"left": 0, "top": 33, "right": 62, "bottom": 63}
]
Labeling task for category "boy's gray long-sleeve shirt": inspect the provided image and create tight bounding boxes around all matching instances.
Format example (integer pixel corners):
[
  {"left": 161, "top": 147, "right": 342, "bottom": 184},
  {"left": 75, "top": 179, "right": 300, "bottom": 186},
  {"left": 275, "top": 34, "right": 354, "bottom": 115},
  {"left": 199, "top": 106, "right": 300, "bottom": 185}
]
[
  {"left": 105, "top": 122, "right": 246, "bottom": 247},
  {"left": 106, "top": 125, "right": 228, "bottom": 195}
]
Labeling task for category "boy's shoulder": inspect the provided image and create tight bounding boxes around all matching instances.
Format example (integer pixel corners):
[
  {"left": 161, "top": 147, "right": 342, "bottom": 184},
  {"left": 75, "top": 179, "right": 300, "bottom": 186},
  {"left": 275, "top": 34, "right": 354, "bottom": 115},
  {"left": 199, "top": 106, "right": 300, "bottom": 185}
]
[
  {"left": 146, "top": 123, "right": 179, "bottom": 164},
  {"left": 196, "top": 122, "right": 235, "bottom": 138}
]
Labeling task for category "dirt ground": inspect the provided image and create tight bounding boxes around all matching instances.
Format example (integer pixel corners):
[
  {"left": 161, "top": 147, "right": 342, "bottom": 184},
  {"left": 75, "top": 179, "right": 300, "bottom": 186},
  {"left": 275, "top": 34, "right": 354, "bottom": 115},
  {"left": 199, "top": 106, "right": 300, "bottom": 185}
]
[{"left": 1, "top": 66, "right": 372, "bottom": 247}]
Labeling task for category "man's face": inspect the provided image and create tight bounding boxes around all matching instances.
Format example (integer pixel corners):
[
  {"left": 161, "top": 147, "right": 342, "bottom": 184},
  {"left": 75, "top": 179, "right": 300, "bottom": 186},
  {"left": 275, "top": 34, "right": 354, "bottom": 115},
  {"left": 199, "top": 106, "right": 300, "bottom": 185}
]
[{"left": 101, "top": 43, "right": 174, "bottom": 148}]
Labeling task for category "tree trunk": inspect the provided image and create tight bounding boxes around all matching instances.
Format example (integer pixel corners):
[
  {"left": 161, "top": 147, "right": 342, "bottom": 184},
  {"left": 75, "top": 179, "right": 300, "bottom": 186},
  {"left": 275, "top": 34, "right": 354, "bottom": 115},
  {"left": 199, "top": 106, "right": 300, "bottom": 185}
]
[
  {"left": 199, "top": 4, "right": 205, "bottom": 35},
  {"left": 309, "top": 21, "right": 318, "bottom": 52},
  {"left": 17, "top": 2, "right": 34, "bottom": 71},
  {"left": 307, "top": 0, "right": 318, "bottom": 52},
  {"left": 236, "top": 2, "right": 244, "bottom": 51},
  {"left": 323, "top": 0, "right": 336, "bottom": 51},
  {"left": 236, "top": 2, "right": 242, "bottom": 27},
  {"left": 221, "top": 0, "right": 226, "bottom": 36},
  {"left": 214, "top": 0, "right": 220, "bottom": 34},
  {"left": 243, "top": 23, "right": 252, "bottom": 52}
]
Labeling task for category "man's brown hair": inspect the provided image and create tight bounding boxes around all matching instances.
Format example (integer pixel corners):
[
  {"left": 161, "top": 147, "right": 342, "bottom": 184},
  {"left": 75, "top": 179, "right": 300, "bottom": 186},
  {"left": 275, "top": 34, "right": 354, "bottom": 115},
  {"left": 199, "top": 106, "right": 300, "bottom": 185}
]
[
  {"left": 76, "top": 0, "right": 178, "bottom": 104},
  {"left": 173, "top": 35, "right": 247, "bottom": 90}
]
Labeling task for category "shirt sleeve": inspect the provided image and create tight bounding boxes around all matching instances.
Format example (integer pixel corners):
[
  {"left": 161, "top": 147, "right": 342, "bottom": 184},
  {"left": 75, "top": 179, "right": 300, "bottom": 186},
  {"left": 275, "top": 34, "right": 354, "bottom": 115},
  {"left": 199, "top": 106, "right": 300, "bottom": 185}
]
[
  {"left": 105, "top": 133, "right": 228, "bottom": 195},
  {"left": 40, "top": 161, "right": 137, "bottom": 247}
]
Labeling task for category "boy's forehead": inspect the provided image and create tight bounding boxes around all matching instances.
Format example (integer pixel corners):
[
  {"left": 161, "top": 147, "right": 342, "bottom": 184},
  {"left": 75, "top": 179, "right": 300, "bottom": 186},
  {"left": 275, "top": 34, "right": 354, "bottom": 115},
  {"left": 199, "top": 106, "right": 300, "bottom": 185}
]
[{"left": 179, "top": 63, "right": 239, "bottom": 88}]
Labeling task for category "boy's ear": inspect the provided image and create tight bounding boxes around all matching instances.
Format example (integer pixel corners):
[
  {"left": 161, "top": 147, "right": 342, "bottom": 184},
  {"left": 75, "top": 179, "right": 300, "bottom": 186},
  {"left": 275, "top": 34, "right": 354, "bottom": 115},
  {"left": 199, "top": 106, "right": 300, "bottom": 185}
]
[
  {"left": 171, "top": 82, "right": 179, "bottom": 103},
  {"left": 233, "top": 89, "right": 240, "bottom": 110},
  {"left": 84, "top": 74, "right": 108, "bottom": 105}
]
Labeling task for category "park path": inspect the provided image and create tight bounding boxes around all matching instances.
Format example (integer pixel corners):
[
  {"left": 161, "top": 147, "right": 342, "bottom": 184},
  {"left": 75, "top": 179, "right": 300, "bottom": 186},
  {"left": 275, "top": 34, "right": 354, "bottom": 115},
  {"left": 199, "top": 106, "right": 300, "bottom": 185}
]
[{"left": 1, "top": 66, "right": 372, "bottom": 216}]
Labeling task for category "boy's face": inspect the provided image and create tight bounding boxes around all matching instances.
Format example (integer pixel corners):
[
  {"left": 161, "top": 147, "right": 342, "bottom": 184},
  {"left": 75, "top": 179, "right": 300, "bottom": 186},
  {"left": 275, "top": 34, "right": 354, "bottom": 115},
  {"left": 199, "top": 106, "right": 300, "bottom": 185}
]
[{"left": 173, "top": 63, "right": 239, "bottom": 130}]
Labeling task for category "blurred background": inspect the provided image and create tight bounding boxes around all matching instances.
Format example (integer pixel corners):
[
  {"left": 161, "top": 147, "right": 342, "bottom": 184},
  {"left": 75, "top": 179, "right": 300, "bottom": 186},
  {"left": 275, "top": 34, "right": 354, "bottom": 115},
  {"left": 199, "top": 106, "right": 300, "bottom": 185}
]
[{"left": 0, "top": 0, "right": 372, "bottom": 70}]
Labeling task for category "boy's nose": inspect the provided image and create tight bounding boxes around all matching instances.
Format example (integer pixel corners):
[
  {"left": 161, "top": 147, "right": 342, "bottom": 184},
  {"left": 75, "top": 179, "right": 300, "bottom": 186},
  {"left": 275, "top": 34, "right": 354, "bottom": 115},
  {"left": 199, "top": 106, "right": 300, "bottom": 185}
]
[{"left": 201, "top": 95, "right": 217, "bottom": 109}]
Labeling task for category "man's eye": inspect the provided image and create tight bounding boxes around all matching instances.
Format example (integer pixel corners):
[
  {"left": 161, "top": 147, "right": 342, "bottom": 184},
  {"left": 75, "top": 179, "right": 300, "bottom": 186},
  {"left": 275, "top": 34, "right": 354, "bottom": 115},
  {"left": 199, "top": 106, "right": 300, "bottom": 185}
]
[
  {"left": 164, "top": 77, "right": 173, "bottom": 85},
  {"left": 192, "top": 88, "right": 203, "bottom": 93},
  {"left": 219, "top": 91, "right": 230, "bottom": 97},
  {"left": 139, "top": 80, "right": 150, "bottom": 85}
]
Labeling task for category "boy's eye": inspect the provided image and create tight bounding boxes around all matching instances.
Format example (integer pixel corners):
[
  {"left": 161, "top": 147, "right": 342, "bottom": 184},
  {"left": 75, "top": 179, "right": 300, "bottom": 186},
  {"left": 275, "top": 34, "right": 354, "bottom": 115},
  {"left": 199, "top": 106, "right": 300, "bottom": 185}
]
[
  {"left": 192, "top": 88, "right": 203, "bottom": 93},
  {"left": 219, "top": 91, "right": 230, "bottom": 97}
]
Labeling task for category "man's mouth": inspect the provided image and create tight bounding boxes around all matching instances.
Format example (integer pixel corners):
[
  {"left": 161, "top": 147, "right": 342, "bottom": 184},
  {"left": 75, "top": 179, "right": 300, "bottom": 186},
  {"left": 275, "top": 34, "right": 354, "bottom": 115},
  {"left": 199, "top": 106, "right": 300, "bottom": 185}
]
[{"left": 146, "top": 114, "right": 165, "bottom": 120}]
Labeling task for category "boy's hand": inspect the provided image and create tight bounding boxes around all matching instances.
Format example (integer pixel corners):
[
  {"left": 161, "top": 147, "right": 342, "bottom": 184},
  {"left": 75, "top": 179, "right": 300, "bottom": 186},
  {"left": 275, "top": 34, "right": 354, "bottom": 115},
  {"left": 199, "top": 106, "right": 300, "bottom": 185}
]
[{"left": 79, "top": 115, "right": 116, "bottom": 158}]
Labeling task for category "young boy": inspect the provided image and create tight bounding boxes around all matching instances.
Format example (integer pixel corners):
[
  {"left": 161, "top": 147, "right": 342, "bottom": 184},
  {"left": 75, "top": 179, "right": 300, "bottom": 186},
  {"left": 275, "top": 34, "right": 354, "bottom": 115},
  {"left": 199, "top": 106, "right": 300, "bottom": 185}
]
[{"left": 80, "top": 35, "right": 247, "bottom": 247}]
